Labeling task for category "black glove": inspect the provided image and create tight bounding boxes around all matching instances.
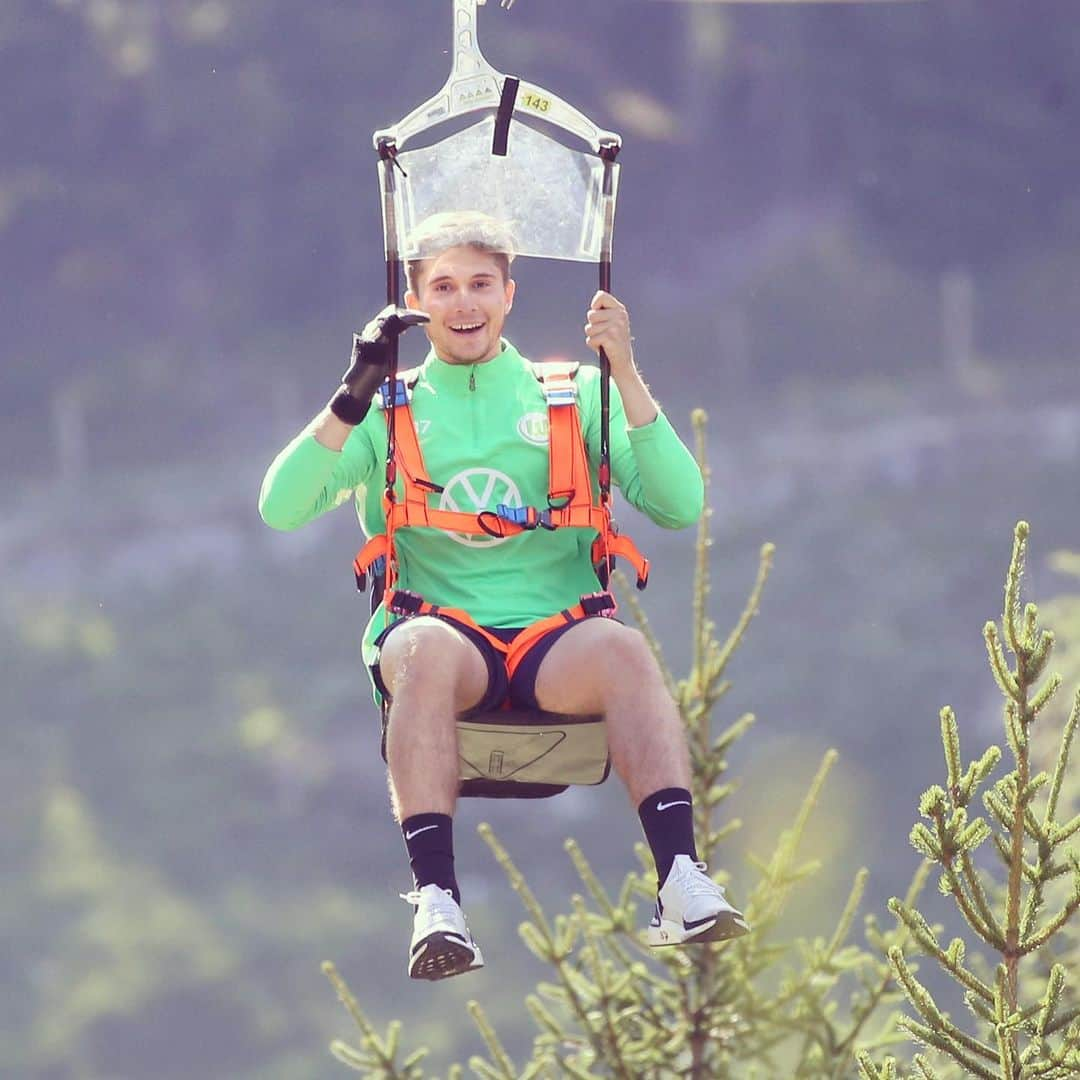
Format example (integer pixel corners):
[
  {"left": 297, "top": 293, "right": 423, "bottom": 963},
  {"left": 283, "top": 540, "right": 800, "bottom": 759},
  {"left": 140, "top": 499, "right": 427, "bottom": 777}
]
[
  {"left": 341, "top": 305, "right": 430, "bottom": 392},
  {"left": 329, "top": 305, "right": 429, "bottom": 426}
]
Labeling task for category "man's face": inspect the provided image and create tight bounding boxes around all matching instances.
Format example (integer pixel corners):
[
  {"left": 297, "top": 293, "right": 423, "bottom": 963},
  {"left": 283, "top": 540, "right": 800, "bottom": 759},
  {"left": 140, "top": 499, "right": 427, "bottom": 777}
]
[{"left": 406, "top": 245, "right": 515, "bottom": 365}]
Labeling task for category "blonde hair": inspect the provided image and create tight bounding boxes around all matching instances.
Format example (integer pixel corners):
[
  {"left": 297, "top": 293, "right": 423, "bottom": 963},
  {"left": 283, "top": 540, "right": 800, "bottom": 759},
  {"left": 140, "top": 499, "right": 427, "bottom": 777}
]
[{"left": 404, "top": 211, "right": 516, "bottom": 293}]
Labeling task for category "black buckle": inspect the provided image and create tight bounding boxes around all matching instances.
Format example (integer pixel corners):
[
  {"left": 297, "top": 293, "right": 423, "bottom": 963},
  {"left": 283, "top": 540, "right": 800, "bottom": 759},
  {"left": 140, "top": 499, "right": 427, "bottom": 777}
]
[
  {"left": 387, "top": 589, "right": 423, "bottom": 616},
  {"left": 580, "top": 591, "right": 617, "bottom": 618}
]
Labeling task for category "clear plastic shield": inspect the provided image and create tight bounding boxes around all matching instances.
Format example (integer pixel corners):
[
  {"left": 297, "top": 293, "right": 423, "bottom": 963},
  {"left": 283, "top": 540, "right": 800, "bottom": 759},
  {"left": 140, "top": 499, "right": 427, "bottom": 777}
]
[{"left": 386, "top": 117, "right": 619, "bottom": 263}]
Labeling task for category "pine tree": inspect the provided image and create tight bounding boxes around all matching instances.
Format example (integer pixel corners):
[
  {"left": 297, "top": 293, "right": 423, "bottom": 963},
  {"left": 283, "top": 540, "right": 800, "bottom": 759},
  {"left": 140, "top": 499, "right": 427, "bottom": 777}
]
[
  {"left": 1033, "top": 549, "right": 1080, "bottom": 1028},
  {"left": 858, "top": 522, "right": 1080, "bottom": 1080},
  {"left": 321, "top": 410, "right": 925, "bottom": 1078}
]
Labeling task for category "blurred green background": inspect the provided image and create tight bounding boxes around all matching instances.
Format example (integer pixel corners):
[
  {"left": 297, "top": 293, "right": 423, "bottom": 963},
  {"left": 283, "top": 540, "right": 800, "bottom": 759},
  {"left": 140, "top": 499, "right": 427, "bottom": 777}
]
[{"left": 3, "top": 1, "right": 1079, "bottom": 1076}]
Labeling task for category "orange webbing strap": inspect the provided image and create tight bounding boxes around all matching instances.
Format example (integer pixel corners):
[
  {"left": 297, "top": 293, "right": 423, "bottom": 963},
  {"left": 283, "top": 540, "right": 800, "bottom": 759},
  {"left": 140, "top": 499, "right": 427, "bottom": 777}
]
[
  {"left": 390, "top": 402, "right": 439, "bottom": 519},
  {"left": 534, "top": 363, "right": 592, "bottom": 512},
  {"left": 353, "top": 534, "right": 390, "bottom": 585},
  {"left": 592, "top": 532, "right": 651, "bottom": 589},
  {"left": 383, "top": 588, "right": 616, "bottom": 682},
  {"left": 547, "top": 400, "right": 592, "bottom": 510},
  {"left": 503, "top": 594, "right": 617, "bottom": 679},
  {"left": 384, "top": 499, "right": 539, "bottom": 537},
  {"left": 536, "top": 362, "right": 626, "bottom": 587},
  {"left": 383, "top": 588, "right": 513, "bottom": 658}
]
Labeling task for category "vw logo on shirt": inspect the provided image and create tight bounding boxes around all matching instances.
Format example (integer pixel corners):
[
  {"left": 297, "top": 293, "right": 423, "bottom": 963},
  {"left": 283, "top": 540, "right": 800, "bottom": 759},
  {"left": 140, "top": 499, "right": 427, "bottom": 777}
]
[
  {"left": 517, "top": 412, "right": 550, "bottom": 445},
  {"left": 438, "top": 468, "right": 522, "bottom": 547}
]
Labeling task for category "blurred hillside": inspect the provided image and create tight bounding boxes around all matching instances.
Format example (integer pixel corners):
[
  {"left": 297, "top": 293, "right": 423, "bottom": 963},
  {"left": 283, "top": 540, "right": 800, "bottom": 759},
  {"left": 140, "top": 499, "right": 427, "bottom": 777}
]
[{"left": 4, "top": 1, "right": 1080, "bottom": 1077}]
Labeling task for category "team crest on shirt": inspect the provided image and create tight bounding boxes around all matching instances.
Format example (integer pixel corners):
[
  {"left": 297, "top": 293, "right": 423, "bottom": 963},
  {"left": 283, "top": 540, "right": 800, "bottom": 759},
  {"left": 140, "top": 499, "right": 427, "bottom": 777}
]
[
  {"left": 439, "top": 468, "right": 522, "bottom": 547},
  {"left": 517, "top": 412, "right": 549, "bottom": 446}
]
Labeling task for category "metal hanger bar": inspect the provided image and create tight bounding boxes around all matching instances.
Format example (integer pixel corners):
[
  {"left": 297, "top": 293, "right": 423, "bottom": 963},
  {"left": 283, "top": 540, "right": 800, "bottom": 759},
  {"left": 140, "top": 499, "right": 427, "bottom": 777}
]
[{"left": 373, "top": 0, "right": 620, "bottom": 154}]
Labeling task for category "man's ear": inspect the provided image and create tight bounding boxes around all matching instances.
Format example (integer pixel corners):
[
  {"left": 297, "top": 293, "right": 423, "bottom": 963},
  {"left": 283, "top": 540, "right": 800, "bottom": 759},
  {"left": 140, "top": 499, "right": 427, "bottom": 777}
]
[
  {"left": 404, "top": 290, "right": 421, "bottom": 311},
  {"left": 504, "top": 277, "right": 516, "bottom": 313}
]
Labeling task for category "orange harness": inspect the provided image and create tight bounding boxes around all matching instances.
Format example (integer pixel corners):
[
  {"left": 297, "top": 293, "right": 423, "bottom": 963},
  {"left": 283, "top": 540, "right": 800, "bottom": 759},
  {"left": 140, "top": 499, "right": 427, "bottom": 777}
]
[{"left": 352, "top": 361, "right": 650, "bottom": 678}]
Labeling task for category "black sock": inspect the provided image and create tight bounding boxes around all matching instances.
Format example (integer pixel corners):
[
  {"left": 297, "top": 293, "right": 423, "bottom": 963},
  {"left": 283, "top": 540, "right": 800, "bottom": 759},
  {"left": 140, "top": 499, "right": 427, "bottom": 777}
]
[
  {"left": 638, "top": 787, "right": 697, "bottom": 890},
  {"left": 401, "top": 813, "right": 459, "bottom": 904}
]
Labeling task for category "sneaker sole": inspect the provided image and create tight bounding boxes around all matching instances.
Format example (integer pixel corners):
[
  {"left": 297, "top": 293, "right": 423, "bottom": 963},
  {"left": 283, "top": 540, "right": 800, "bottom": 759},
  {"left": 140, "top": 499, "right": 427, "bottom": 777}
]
[
  {"left": 409, "top": 932, "right": 484, "bottom": 981},
  {"left": 647, "top": 912, "right": 751, "bottom": 947}
]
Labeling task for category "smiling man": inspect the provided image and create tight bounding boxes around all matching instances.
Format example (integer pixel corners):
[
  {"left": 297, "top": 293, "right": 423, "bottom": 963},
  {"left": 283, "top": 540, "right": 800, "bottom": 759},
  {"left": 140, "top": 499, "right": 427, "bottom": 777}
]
[{"left": 259, "top": 211, "right": 749, "bottom": 981}]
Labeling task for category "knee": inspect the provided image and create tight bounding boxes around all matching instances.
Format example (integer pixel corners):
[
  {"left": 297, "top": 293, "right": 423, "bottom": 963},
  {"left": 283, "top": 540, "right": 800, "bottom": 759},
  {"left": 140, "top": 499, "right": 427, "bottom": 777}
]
[
  {"left": 601, "top": 627, "right": 664, "bottom": 688},
  {"left": 378, "top": 619, "right": 468, "bottom": 698}
]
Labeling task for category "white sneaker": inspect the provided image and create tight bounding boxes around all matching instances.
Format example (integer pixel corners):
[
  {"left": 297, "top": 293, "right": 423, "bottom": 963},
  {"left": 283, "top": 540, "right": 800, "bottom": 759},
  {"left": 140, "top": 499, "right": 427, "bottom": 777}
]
[
  {"left": 646, "top": 854, "right": 750, "bottom": 946},
  {"left": 403, "top": 884, "right": 485, "bottom": 981}
]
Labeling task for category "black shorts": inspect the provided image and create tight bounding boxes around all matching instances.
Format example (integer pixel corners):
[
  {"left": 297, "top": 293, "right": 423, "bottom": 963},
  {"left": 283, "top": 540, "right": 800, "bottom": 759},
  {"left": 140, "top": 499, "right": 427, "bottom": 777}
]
[{"left": 370, "top": 613, "right": 587, "bottom": 714}]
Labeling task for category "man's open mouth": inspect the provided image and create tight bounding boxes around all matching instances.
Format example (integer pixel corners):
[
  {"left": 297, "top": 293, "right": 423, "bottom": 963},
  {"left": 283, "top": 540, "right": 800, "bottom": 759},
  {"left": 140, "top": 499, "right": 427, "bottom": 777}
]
[{"left": 449, "top": 322, "right": 485, "bottom": 337}]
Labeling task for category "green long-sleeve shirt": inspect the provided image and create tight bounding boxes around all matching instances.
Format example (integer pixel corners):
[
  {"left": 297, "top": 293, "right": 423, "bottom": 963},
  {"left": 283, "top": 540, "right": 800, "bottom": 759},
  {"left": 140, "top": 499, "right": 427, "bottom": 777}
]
[{"left": 259, "top": 340, "right": 703, "bottom": 672}]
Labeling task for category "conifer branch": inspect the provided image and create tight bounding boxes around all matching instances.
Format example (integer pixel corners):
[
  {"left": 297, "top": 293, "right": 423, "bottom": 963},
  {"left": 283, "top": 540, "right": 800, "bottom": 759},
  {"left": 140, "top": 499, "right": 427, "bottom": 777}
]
[
  {"left": 563, "top": 839, "right": 623, "bottom": 926},
  {"left": 1021, "top": 881, "right": 1080, "bottom": 955},
  {"left": 856, "top": 1052, "right": 897, "bottom": 1079},
  {"left": 323, "top": 961, "right": 428, "bottom": 1078},
  {"left": 960, "top": 850, "right": 1005, "bottom": 945},
  {"left": 690, "top": 408, "right": 711, "bottom": 700},
  {"left": 1003, "top": 522, "right": 1030, "bottom": 657},
  {"left": 467, "top": 1000, "right": 517, "bottom": 1079},
  {"left": 827, "top": 867, "right": 869, "bottom": 962},
  {"left": 478, "top": 823, "right": 553, "bottom": 941},
  {"left": 571, "top": 895, "right": 637, "bottom": 1080},
  {"left": 986, "top": 623, "right": 1023, "bottom": 703},
  {"left": 888, "top": 899, "right": 993, "bottom": 1003},
  {"left": 322, "top": 961, "right": 378, "bottom": 1042},
  {"left": 613, "top": 575, "right": 678, "bottom": 702},
  {"left": 1055, "top": 811, "right": 1080, "bottom": 844},
  {"left": 927, "top": 812, "right": 1005, "bottom": 948},
  {"left": 711, "top": 541, "right": 774, "bottom": 688},
  {"left": 838, "top": 865, "right": 933, "bottom": 1071},
  {"left": 895, "top": 1015, "right": 998, "bottom": 1080},
  {"left": 1045, "top": 689, "right": 1079, "bottom": 828},
  {"left": 1036, "top": 964, "right": 1067, "bottom": 1041},
  {"left": 1031, "top": 672, "right": 1063, "bottom": 716},
  {"left": 912, "top": 1056, "right": 939, "bottom": 1079},
  {"left": 1004, "top": 706, "right": 1032, "bottom": 1012}
]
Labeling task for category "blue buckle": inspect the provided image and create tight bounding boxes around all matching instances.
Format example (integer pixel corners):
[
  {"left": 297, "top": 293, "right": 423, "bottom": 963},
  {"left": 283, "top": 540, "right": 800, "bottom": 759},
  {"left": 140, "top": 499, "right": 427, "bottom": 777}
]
[
  {"left": 543, "top": 386, "right": 577, "bottom": 406},
  {"left": 377, "top": 379, "right": 410, "bottom": 409},
  {"left": 496, "top": 504, "right": 554, "bottom": 531}
]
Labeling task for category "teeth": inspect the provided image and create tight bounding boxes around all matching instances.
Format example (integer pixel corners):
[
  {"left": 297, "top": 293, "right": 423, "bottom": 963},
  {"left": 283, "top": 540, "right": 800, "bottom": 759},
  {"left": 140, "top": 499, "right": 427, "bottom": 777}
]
[{"left": 451, "top": 322, "right": 483, "bottom": 331}]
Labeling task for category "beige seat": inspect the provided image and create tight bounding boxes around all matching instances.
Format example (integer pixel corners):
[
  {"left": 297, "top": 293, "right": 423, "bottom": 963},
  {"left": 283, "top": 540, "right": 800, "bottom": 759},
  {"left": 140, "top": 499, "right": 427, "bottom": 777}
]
[{"left": 457, "top": 709, "right": 609, "bottom": 798}]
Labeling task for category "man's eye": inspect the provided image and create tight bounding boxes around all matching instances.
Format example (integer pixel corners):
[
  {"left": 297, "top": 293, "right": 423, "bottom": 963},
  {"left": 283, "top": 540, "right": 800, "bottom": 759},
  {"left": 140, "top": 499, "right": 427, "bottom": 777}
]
[{"left": 474, "top": 281, "right": 490, "bottom": 289}]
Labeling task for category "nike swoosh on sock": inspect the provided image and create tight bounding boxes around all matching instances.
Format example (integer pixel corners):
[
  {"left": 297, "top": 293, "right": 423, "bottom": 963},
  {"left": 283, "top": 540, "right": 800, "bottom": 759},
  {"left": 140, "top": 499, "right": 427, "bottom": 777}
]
[
  {"left": 656, "top": 800, "right": 691, "bottom": 812},
  {"left": 405, "top": 824, "right": 440, "bottom": 840}
]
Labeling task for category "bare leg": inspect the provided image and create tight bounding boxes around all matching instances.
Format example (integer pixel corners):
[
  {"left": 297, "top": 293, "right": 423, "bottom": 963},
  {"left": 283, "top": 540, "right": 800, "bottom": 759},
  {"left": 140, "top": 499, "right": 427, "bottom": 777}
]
[
  {"left": 377, "top": 617, "right": 491, "bottom": 821},
  {"left": 531, "top": 619, "right": 690, "bottom": 805}
]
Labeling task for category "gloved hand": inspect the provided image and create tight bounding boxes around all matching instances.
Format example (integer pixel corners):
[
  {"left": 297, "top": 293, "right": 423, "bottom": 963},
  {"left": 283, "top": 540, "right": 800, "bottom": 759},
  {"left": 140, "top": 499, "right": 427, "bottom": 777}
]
[
  {"left": 341, "top": 305, "right": 430, "bottom": 394},
  {"left": 329, "top": 305, "right": 429, "bottom": 427}
]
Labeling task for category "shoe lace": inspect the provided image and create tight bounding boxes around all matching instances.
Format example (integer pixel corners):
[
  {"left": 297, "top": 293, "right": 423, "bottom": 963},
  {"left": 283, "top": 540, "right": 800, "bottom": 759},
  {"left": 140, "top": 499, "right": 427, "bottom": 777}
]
[
  {"left": 677, "top": 860, "right": 726, "bottom": 898},
  {"left": 400, "top": 886, "right": 459, "bottom": 917}
]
